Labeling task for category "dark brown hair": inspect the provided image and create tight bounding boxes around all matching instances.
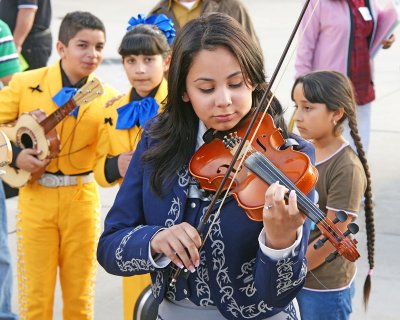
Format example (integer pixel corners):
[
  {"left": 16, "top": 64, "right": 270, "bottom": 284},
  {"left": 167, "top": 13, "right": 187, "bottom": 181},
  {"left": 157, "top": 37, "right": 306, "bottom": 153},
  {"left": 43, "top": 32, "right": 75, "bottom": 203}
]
[
  {"left": 291, "top": 70, "right": 375, "bottom": 308},
  {"left": 142, "top": 13, "right": 285, "bottom": 195},
  {"left": 58, "top": 11, "right": 105, "bottom": 45},
  {"left": 118, "top": 24, "right": 171, "bottom": 58}
]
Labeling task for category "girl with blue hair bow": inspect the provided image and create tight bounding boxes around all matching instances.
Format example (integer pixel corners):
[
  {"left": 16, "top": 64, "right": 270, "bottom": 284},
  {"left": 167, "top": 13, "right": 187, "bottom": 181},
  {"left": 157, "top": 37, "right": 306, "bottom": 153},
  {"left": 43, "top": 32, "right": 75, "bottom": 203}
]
[{"left": 93, "top": 13, "right": 174, "bottom": 320}]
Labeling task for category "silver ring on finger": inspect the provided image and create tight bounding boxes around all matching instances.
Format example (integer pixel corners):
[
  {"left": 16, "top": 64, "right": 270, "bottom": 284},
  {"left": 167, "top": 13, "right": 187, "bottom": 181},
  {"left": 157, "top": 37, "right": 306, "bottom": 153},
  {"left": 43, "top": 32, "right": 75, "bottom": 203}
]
[{"left": 264, "top": 203, "right": 273, "bottom": 210}]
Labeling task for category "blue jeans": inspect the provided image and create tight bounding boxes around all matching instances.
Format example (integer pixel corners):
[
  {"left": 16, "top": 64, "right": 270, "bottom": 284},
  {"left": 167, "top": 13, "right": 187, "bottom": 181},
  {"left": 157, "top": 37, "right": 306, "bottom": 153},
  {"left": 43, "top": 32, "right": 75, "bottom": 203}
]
[
  {"left": 0, "top": 182, "right": 18, "bottom": 320},
  {"left": 297, "top": 282, "right": 355, "bottom": 320}
]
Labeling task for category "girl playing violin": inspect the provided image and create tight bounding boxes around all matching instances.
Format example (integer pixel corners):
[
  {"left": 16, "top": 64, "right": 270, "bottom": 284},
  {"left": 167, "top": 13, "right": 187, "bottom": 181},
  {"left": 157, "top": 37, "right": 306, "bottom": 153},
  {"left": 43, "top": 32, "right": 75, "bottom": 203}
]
[
  {"left": 93, "top": 14, "right": 174, "bottom": 320},
  {"left": 292, "top": 71, "right": 375, "bottom": 320},
  {"left": 97, "top": 13, "right": 316, "bottom": 320}
]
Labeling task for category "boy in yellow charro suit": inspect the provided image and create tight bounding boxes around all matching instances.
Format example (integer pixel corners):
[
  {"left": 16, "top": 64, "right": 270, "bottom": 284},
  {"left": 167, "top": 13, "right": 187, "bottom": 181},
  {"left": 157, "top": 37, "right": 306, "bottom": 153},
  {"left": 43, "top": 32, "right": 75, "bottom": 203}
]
[
  {"left": 0, "top": 11, "right": 118, "bottom": 320},
  {"left": 94, "top": 14, "right": 173, "bottom": 320}
]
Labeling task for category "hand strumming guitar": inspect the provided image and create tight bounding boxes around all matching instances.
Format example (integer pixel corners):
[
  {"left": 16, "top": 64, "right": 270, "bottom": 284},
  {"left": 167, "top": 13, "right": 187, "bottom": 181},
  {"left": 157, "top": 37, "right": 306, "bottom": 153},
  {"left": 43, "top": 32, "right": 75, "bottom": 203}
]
[{"left": 16, "top": 148, "right": 50, "bottom": 173}]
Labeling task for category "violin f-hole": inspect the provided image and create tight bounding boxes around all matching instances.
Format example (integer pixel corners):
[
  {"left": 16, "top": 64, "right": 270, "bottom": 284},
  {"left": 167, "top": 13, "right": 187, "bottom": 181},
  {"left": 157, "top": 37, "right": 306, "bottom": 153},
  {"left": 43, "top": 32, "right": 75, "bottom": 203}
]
[
  {"left": 255, "top": 135, "right": 267, "bottom": 152},
  {"left": 217, "top": 164, "right": 239, "bottom": 175}
]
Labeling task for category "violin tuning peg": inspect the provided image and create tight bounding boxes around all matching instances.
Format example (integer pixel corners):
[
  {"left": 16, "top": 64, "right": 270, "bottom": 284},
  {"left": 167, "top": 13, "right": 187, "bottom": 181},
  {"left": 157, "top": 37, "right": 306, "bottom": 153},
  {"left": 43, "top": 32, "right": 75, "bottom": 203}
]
[
  {"left": 343, "top": 222, "right": 359, "bottom": 237},
  {"left": 326, "top": 250, "right": 339, "bottom": 263},
  {"left": 314, "top": 236, "right": 329, "bottom": 250},
  {"left": 332, "top": 210, "right": 348, "bottom": 224}
]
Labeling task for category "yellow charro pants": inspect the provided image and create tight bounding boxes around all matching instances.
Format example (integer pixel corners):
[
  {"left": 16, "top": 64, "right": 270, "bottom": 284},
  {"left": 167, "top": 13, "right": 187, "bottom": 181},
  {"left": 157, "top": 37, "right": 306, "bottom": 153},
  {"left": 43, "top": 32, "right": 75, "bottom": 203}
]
[
  {"left": 16, "top": 179, "right": 100, "bottom": 320},
  {"left": 123, "top": 274, "right": 151, "bottom": 320}
]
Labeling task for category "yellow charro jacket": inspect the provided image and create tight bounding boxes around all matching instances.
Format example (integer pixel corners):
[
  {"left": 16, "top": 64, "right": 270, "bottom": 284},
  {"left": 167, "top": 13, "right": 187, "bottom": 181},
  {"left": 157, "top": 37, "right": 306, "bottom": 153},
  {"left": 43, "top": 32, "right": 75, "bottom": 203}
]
[
  {"left": 94, "top": 78, "right": 167, "bottom": 187},
  {"left": 0, "top": 61, "right": 119, "bottom": 176}
]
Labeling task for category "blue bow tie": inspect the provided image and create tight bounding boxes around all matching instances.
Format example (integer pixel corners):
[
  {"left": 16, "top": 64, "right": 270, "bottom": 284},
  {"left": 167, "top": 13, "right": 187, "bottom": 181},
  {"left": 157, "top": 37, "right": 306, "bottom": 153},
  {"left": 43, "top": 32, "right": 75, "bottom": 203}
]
[
  {"left": 52, "top": 87, "right": 80, "bottom": 118},
  {"left": 116, "top": 97, "right": 159, "bottom": 130}
]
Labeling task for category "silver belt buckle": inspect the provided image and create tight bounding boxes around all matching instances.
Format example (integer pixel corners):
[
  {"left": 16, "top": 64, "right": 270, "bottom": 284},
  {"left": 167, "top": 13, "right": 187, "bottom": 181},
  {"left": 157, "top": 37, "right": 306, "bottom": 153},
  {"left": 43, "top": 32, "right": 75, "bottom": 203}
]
[{"left": 40, "top": 174, "right": 61, "bottom": 187}]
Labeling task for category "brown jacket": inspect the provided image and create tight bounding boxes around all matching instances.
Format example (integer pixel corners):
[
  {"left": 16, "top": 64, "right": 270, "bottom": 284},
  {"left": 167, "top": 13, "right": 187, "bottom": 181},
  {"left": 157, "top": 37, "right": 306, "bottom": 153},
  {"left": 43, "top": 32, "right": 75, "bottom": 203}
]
[{"left": 149, "top": 0, "right": 261, "bottom": 51}]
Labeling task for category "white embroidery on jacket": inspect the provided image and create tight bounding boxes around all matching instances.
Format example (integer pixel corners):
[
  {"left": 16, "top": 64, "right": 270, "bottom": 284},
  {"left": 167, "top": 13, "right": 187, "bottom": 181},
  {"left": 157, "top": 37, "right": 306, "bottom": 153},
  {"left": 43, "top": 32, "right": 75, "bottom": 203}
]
[
  {"left": 165, "top": 167, "right": 190, "bottom": 227},
  {"left": 178, "top": 166, "right": 190, "bottom": 187},
  {"left": 276, "top": 259, "right": 306, "bottom": 296},
  {"left": 195, "top": 250, "right": 213, "bottom": 306},
  {"left": 283, "top": 301, "right": 298, "bottom": 320},
  {"left": 165, "top": 197, "right": 182, "bottom": 227},
  {"left": 151, "top": 270, "right": 164, "bottom": 298},
  {"left": 115, "top": 225, "right": 155, "bottom": 272},
  {"left": 157, "top": 167, "right": 191, "bottom": 299},
  {"left": 237, "top": 258, "right": 257, "bottom": 297},
  {"left": 208, "top": 213, "right": 273, "bottom": 318}
]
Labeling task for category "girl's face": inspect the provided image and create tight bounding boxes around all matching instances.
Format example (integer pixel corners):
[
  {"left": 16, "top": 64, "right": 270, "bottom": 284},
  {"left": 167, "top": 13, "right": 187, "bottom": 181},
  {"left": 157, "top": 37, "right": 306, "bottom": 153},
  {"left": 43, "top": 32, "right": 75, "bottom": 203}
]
[
  {"left": 123, "top": 54, "right": 170, "bottom": 97},
  {"left": 183, "top": 46, "right": 254, "bottom": 131},
  {"left": 292, "top": 83, "right": 341, "bottom": 141},
  {"left": 57, "top": 29, "right": 105, "bottom": 84}
]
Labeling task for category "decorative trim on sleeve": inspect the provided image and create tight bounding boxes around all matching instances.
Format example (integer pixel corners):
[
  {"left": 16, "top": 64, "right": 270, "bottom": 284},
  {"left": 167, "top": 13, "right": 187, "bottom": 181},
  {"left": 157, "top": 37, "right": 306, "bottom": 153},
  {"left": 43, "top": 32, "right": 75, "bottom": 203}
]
[
  {"left": 115, "top": 225, "right": 155, "bottom": 272},
  {"left": 276, "top": 258, "right": 307, "bottom": 296}
]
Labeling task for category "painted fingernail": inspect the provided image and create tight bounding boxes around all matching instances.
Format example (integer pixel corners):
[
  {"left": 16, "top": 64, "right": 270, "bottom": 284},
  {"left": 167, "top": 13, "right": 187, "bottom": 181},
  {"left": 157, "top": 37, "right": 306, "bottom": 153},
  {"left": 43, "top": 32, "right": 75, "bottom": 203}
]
[
  {"left": 290, "top": 190, "right": 296, "bottom": 198},
  {"left": 194, "top": 260, "right": 200, "bottom": 268},
  {"left": 189, "top": 265, "right": 196, "bottom": 273},
  {"left": 176, "top": 262, "right": 184, "bottom": 269}
]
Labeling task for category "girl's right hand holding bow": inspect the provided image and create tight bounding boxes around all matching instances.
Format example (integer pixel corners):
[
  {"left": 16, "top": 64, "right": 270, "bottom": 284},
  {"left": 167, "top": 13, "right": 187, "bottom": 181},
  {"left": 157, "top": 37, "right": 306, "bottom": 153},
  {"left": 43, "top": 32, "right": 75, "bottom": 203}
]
[{"left": 150, "top": 222, "right": 202, "bottom": 273}]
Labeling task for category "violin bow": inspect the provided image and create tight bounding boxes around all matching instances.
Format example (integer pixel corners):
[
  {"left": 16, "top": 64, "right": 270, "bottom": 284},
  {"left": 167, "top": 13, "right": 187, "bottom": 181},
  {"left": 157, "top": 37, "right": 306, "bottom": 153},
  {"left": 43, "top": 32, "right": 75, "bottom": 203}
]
[{"left": 170, "top": 0, "right": 315, "bottom": 285}]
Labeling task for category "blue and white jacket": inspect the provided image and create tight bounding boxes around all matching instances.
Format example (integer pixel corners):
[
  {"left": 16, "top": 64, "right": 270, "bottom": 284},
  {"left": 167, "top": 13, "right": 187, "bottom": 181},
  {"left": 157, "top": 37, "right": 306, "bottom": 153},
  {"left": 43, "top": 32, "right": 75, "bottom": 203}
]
[{"left": 97, "top": 128, "right": 315, "bottom": 320}]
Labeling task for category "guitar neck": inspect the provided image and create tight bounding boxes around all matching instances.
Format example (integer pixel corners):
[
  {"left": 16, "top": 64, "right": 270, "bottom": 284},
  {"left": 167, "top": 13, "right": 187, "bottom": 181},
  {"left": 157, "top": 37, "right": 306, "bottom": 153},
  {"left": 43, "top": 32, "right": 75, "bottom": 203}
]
[
  {"left": 39, "top": 100, "right": 77, "bottom": 134},
  {"left": 38, "top": 77, "right": 103, "bottom": 134}
]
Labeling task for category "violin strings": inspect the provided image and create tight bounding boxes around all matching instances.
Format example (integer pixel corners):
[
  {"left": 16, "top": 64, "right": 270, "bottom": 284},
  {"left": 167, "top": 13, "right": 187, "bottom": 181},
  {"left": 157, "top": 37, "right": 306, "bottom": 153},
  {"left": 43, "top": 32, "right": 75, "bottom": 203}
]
[
  {"left": 197, "top": 0, "right": 329, "bottom": 251},
  {"left": 248, "top": 150, "right": 334, "bottom": 230},
  {"left": 250, "top": 150, "right": 324, "bottom": 220},
  {"left": 195, "top": 0, "right": 353, "bottom": 291},
  {"left": 248, "top": 149, "right": 344, "bottom": 240}
]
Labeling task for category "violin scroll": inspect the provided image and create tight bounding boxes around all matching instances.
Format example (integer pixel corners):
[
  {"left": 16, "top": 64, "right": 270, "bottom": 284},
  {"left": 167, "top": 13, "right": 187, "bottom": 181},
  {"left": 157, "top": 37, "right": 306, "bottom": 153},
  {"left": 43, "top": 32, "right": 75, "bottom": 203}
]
[{"left": 314, "top": 211, "right": 360, "bottom": 263}]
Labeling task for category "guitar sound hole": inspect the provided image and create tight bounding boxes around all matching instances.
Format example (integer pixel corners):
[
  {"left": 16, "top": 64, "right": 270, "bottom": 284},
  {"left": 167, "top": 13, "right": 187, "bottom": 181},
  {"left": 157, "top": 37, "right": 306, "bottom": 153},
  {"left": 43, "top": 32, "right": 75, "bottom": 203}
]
[{"left": 20, "top": 133, "right": 34, "bottom": 149}]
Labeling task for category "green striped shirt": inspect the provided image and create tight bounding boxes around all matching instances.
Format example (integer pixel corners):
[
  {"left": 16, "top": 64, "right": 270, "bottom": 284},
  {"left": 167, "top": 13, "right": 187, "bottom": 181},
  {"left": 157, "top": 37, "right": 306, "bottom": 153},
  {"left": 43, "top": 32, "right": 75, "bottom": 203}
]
[{"left": 0, "top": 19, "right": 20, "bottom": 80}]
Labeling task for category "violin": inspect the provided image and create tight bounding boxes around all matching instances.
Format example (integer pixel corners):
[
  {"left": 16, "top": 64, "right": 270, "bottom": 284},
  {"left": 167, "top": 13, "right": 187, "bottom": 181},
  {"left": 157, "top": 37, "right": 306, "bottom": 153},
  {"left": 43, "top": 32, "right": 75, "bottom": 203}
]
[
  {"left": 189, "top": 112, "right": 360, "bottom": 263},
  {"left": 169, "top": 0, "right": 359, "bottom": 286}
]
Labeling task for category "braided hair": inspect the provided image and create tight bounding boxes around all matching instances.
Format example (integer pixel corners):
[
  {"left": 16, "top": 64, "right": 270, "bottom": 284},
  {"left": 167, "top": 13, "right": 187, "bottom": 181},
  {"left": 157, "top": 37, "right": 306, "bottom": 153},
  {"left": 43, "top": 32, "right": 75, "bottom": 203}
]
[{"left": 292, "top": 70, "right": 375, "bottom": 309}]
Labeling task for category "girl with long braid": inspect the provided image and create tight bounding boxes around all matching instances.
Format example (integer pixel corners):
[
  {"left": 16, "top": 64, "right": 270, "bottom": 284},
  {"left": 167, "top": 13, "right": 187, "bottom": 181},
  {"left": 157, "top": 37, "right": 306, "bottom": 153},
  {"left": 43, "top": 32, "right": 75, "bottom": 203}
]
[{"left": 291, "top": 71, "right": 375, "bottom": 320}]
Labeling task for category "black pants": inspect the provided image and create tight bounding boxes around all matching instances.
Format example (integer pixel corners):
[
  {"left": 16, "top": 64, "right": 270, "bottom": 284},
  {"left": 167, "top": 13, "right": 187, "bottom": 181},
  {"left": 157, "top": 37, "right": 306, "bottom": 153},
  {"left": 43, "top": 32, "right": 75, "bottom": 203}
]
[
  {"left": 2, "top": 181, "right": 18, "bottom": 199},
  {"left": 22, "top": 29, "right": 52, "bottom": 70}
]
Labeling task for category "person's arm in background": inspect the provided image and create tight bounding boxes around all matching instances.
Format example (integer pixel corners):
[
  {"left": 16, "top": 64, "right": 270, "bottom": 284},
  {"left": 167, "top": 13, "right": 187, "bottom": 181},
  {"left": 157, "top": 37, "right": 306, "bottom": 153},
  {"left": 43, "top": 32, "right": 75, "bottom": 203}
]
[
  {"left": 13, "top": 6, "right": 37, "bottom": 53},
  {"left": 0, "top": 20, "right": 21, "bottom": 86},
  {"left": 294, "top": 0, "right": 321, "bottom": 78},
  {"left": 371, "top": 0, "right": 396, "bottom": 53}
]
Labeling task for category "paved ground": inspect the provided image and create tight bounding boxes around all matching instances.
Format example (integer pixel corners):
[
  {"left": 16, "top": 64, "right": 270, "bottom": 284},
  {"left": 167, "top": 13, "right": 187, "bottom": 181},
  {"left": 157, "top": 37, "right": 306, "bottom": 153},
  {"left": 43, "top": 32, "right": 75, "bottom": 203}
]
[{"left": 5, "top": 0, "right": 400, "bottom": 319}]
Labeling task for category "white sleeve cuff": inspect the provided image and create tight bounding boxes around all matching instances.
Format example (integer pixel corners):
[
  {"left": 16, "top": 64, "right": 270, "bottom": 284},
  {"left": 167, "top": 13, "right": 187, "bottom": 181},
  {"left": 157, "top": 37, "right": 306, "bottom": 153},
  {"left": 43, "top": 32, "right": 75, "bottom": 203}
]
[
  {"left": 148, "top": 229, "right": 171, "bottom": 268},
  {"left": 258, "top": 226, "right": 303, "bottom": 260}
]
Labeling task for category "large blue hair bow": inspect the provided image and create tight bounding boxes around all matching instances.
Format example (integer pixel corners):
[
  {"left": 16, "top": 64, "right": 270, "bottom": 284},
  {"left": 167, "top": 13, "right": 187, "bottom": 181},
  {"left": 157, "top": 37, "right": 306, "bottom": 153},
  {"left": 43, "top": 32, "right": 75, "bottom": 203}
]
[
  {"left": 52, "top": 87, "right": 80, "bottom": 118},
  {"left": 127, "top": 14, "right": 176, "bottom": 45},
  {"left": 116, "top": 97, "right": 159, "bottom": 130}
]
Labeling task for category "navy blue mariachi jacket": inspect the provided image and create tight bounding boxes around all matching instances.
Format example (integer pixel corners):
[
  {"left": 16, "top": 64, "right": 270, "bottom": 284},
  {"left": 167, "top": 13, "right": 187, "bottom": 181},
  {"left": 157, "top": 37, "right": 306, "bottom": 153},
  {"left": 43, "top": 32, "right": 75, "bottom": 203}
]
[{"left": 97, "top": 129, "right": 315, "bottom": 320}]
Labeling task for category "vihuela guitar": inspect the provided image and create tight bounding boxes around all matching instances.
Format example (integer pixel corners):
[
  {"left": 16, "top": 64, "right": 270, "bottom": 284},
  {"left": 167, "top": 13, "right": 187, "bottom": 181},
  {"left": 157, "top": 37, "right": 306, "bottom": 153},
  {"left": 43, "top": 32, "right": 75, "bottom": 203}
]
[
  {"left": 0, "top": 77, "right": 104, "bottom": 187},
  {"left": 0, "top": 130, "right": 12, "bottom": 170}
]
